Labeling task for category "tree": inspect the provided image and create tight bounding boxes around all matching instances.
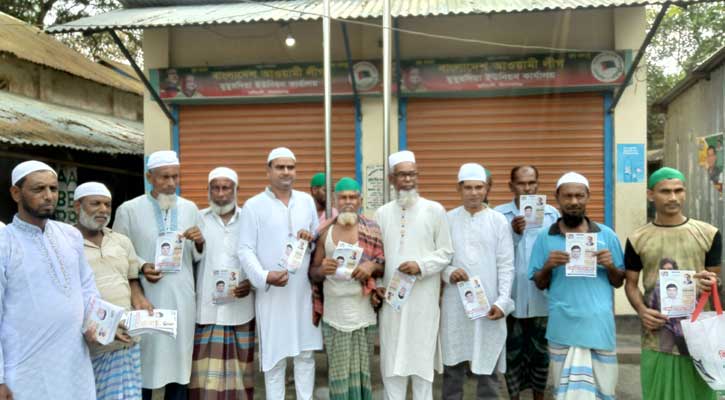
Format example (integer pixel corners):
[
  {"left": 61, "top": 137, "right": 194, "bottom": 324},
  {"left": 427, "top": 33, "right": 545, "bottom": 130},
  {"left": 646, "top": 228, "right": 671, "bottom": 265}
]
[
  {"left": 646, "top": 3, "right": 725, "bottom": 147},
  {"left": 0, "top": 0, "right": 143, "bottom": 66}
]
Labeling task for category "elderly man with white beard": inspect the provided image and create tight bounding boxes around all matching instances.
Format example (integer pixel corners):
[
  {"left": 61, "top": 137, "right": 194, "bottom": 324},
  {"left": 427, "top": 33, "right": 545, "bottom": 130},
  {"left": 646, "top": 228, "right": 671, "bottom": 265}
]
[
  {"left": 113, "top": 150, "right": 205, "bottom": 400},
  {"left": 372, "top": 150, "right": 454, "bottom": 400},
  {"left": 190, "top": 167, "right": 255, "bottom": 400},
  {"left": 309, "top": 177, "right": 384, "bottom": 400},
  {"left": 73, "top": 181, "right": 153, "bottom": 400}
]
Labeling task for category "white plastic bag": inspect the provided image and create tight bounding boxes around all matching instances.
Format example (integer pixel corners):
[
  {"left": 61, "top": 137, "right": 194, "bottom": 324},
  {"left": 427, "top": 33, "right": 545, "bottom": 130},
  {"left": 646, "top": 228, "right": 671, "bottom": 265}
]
[{"left": 681, "top": 284, "right": 725, "bottom": 390}]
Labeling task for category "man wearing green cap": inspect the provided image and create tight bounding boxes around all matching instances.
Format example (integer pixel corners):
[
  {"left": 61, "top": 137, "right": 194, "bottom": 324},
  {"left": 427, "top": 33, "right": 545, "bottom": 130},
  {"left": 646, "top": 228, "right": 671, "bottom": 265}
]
[
  {"left": 309, "top": 177, "right": 384, "bottom": 400},
  {"left": 624, "top": 167, "right": 722, "bottom": 400},
  {"left": 310, "top": 172, "right": 338, "bottom": 227}
]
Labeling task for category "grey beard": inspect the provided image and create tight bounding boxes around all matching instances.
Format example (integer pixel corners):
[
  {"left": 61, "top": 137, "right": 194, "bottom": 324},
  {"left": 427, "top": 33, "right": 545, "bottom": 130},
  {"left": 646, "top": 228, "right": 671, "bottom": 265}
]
[
  {"left": 396, "top": 189, "right": 419, "bottom": 208},
  {"left": 337, "top": 212, "right": 357, "bottom": 226},
  {"left": 156, "top": 193, "right": 177, "bottom": 210},
  {"left": 78, "top": 208, "right": 109, "bottom": 231},
  {"left": 209, "top": 200, "right": 236, "bottom": 216}
]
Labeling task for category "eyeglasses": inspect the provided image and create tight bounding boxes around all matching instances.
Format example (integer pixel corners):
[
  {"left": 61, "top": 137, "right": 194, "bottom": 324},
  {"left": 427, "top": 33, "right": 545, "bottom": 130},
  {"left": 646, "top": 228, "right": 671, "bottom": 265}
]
[{"left": 393, "top": 171, "right": 418, "bottom": 179}]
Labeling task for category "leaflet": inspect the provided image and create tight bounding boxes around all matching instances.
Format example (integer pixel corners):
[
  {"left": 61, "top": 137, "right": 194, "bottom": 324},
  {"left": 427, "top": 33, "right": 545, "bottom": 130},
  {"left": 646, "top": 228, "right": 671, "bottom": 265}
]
[
  {"left": 332, "top": 241, "right": 364, "bottom": 281},
  {"left": 154, "top": 232, "right": 184, "bottom": 273},
  {"left": 212, "top": 268, "right": 240, "bottom": 305},
  {"left": 385, "top": 270, "right": 416, "bottom": 312},
  {"left": 284, "top": 238, "right": 309, "bottom": 274},
  {"left": 520, "top": 195, "right": 546, "bottom": 229},
  {"left": 659, "top": 269, "right": 697, "bottom": 318},
  {"left": 83, "top": 296, "right": 124, "bottom": 346},
  {"left": 457, "top": 275, "right": 490, "bottom": 320},
  {"left": 124, "top": 309, "right": 178, "bottom": 338},
  {"left": 565, "top": 233, "right": 598, "bottom": 278}
]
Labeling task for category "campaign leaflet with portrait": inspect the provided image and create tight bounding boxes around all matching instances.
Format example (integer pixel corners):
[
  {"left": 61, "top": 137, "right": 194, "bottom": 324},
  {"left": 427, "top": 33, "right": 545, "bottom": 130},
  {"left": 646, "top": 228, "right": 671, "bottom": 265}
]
[
  {"left": 385, "top": 270, "right": 417, "bottom": 312},
  {"left": 565, "top": 233, "right": 598, "bottom": 278},
  {"left": 124, "top": 309, "right": 178, "bottom": 338},
  {"left": 154, "top": 232, "right": 184, "bottom": 273},
  {"left": 520, "top": 195, "right": 546, "bottom": 229},
  {"left": 332, "top": 241, "right": 364, "bottom": 281},
  {"left": 659, "top": 269, "right": 697, "bottom": 318},
  {"left": 83, "top": 296, "right": 125, "bottom": 346},
  {"left": 457, "top": 275, "right": 490, "bottom": 320},
  {"left": 212, "top": 268, "right": 240, "bottom": 305},
  {"left": 284, "top": 238, "right": 309, "bottom": 274}
]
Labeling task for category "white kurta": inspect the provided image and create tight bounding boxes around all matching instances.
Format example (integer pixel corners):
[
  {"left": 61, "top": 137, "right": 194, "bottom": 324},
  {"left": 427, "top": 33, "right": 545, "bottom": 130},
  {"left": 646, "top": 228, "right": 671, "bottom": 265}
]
[
  {"left": 113, "top": 194, "right": 203, "bottom": 389},
  {"left": 374, "top": 198, "right": 453, "bottom": 382},
  {"left": 0, "top": 216, "right": 98, "bottom": 399},
  {"left": 441, "top": 206, "right": 515, "bottom": 375},
  {"left": 238, "top": 188, "right": 322, "bottom": 372},
  {"left": 197, "top": 207, "right": 254, "bottom": 326}
]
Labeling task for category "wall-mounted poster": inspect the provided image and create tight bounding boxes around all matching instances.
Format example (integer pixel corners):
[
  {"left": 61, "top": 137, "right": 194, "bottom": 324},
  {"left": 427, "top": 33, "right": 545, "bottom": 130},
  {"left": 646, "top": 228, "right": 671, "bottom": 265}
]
[
  {"left": 698, "top": 133, "right": 724, "bottom": 193},
  {"left": 617, "top": 144, "right": 645, "bottom": 183}
]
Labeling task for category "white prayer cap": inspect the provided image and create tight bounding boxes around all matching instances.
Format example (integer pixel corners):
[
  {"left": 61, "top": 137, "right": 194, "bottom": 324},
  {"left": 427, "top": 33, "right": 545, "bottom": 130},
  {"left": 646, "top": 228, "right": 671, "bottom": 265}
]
[
  {"left": 208, "top": 167, "right": 238, "bottom": 185},
  {"left": 556, "top": 172, "right": 590, "bottom": 189},
  {"left": 147, "top": 150, "right": 179, "bottom": 170},
  {"left": 11, "top": 160, "right": 56, "bottom": 186},
  {"left": 75, "top": 182, "right": 112, "bottom": 200},
  {"left": 457, "top": 163, "right": 487, "bottom": 183},
  {"left": 267, "top": 147, "right": 296, "bottom": 163},
  {"left": 388, "top": 150, "right": 416, "bottom": 169}
]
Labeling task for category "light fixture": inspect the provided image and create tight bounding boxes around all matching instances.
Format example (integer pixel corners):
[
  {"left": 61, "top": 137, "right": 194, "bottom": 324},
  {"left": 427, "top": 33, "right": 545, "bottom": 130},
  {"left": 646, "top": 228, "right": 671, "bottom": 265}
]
[{"left": 283, "top": 23, "right": 296, "bottom": 47}]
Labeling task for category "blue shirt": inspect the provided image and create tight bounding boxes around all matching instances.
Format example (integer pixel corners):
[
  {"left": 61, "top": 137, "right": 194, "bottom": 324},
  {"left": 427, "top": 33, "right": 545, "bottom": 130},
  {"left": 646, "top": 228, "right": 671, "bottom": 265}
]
[
  {"left": 495, "top": 200, "right": 559, "bottom": 318},
  {"left": 527, "top": 218, "right": 624, "bottom": 351}
]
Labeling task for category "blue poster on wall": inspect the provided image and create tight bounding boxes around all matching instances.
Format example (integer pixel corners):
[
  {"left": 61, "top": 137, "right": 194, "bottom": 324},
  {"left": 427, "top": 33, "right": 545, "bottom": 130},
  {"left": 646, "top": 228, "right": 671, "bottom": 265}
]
[{"left": 617, "top": 144, "right": 645, "bottom": 183}]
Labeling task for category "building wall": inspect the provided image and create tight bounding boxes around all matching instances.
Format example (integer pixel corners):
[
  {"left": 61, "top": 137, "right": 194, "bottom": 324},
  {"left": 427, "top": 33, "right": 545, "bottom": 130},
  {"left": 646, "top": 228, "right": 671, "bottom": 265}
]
[
  {"left": 143, "top": 7, "right": 649, "bottom": 314},
  {"left": 0, "top": 55, "right": 143, "bottom": 121},
  {"left": 663, "top": 63, "right": 725, "bottom": 244}
]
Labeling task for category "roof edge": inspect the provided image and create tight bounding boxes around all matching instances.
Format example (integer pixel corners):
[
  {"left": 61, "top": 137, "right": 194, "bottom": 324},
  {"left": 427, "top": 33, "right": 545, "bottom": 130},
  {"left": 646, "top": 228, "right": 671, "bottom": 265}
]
[{"left": 653, "top": 45, "right": 725, "bottom": 110}]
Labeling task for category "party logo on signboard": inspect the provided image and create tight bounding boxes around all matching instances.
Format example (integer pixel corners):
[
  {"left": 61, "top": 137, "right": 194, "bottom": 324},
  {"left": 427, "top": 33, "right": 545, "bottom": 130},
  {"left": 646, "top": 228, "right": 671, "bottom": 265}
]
[
  {"left": 591, "top": 52, "right": 624, "bottom": 83},
  {"left": 351, "top": 61, "right": 380, "bottom": 91}
]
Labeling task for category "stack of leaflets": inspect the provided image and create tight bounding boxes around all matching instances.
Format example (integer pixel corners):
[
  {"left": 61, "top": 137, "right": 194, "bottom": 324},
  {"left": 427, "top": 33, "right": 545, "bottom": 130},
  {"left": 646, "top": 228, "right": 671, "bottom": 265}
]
[
  {"left": 284, "top": 238, "right": 309, "bottom": 274},
  {"left": 332, "top": 241, "right": 364, "bottom": 280},
  {"left": 155, "top": 232, "right": 184, "bottom": 273},
  {"left": 565, "top": 233, "right": 598, "bottom": 278},
  {"left": 385, "top": 270, "right": 416, "bottom": 312},
  {"left": 659, "top": 269, "right": 697, "bottom": 318},
  {"left": 83, "top": 297, "right": 125, "bottom": 345},
  {"left": 124, "top": 309, "right": 178, "bottom": 338},
  {"left": 212, "top": 268, "right": 241, "bottom": 305},
  {"left": 520, "top": 195, "right": 546, "bottom": 229},
  {"left": 456, "top": 275, "right": 490, "bottom": 320}
]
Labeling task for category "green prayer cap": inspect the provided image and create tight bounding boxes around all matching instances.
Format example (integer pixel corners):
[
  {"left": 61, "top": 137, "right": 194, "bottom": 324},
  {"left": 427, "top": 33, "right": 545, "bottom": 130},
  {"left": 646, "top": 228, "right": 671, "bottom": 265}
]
[
  {"left": 310, "top": 172, "right": 325, "bottom": 187},
  {"left": 484, "top": 167, "right": 492, "bottom": 183},
  {"left": 648, "top": 167, "right": 686, "bottom": 189},
  {"left": 335, "top": 177, "right": 361, "bottom": 193}
]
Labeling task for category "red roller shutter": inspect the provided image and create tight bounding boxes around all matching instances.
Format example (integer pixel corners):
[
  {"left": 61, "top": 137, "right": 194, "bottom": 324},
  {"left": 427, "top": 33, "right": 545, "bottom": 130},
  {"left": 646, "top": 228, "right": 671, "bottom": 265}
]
[
  {"left": 178, "top": 102, "right": 356, "bottom": 207},
  {"left": 406, "top": 93, "right": 605, "bottom": 222}
]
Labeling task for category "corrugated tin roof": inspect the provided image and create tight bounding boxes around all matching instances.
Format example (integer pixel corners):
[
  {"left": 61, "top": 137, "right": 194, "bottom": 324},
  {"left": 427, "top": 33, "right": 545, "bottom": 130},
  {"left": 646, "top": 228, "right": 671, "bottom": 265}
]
[
  {"left": 653, "top": 45, "right": 725, "bottom": 110},
  {"left": 97, "top": 56, "right": 141, "bottom": 81},
  {"left": 46, "top": 0, "right": 689, "bottom": 33},
  {"left": 0, "top": 91, "right": 144, "bottom": 155},
  {"left": 0, "top": 12, "right": 144, "bottom": 94}
]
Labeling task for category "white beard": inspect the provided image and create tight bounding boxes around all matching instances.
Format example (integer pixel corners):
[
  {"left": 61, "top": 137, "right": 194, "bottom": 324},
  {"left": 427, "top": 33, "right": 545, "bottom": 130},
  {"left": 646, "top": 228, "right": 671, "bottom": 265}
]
[
  {"left": 396, "top": 189, "right": 419, "bottom": 209},
  {"left": 156, "top": 193, "right": 177, "bottom": 210},
  {"left": 209, "top": 199, "right": 236, "bottom": 216},
  {"left": 79, "top": 208, "right": 110, "bottom": 231},
  {"left": 337, "top": 212, "right": 357, "bottom": 226}
]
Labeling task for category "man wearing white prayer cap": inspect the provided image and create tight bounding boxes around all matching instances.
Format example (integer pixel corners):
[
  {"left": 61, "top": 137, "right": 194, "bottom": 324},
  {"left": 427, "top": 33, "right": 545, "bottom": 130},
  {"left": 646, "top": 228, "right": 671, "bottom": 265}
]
[
  {"left": 370, "top": 150, "right": 453, "bottom": 400},
  {"left": 74, "top": 181, "right": 151, "bottom": 400},
  {"left": 113, "top": 150, "right": 205, "bottom": 399},
  {"left": 191, "top": 167, "right": 256, "bottom": 398},
  {"left": 439, "top": 163, "right": 514, "bottom": 400},
  {"left": 528, "top": 171, "right": 625, "bottom": 400},
  {"left": 0, "top": 161, "right": 100, "bottom": 399},
  {"left": 238, "top": 147, "right": 321, "bottom": 400}
]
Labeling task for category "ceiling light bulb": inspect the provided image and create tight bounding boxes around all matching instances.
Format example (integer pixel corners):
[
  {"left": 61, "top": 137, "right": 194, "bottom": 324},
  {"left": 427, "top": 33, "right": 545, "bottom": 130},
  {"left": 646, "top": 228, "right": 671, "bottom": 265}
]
[{"left": 285, "top": 33, "right": 296, "bottom": 47}]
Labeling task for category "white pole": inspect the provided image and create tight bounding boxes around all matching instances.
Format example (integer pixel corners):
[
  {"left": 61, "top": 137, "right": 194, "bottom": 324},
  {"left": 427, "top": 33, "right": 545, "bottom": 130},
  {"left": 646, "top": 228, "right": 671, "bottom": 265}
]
[
  {"left": 323, "top": 0, "right": 333, "bottom": 217},
  {"left": 382, "top": 0, "right": 392, "bottom": 202}
]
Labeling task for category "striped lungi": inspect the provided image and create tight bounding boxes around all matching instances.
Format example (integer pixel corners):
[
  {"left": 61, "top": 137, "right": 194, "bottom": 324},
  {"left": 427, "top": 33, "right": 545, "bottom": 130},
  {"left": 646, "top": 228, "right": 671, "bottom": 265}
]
[
  {"left": 322, "top": 322, "right": 377, "bottom": 400},
  {"left": 549, "top": 343, "right": 618, "bottom": 400},
  {"left": 91, "top": 343, "right": 142, "bottom": 400},
  {"left": 504, "top": 316, "right": 549, "bottom": 397},
  {"left": 189, "top": 321, "right": 256, "bottom": 400}
]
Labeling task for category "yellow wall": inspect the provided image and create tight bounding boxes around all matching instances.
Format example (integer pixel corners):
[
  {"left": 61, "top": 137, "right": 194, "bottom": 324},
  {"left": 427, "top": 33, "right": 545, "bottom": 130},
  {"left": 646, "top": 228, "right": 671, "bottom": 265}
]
[{"left": 143, "top": 7, "right": 648, "bottom": 314}]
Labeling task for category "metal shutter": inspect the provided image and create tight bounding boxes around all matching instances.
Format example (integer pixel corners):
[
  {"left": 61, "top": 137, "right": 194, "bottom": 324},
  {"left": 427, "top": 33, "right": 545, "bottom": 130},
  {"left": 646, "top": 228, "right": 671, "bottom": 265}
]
[
  {"left": 179, "top": 102, "right": 356, "bottom": 207},
  {"left": 406, "top": 93, "right": 605, "bottom": 221}
]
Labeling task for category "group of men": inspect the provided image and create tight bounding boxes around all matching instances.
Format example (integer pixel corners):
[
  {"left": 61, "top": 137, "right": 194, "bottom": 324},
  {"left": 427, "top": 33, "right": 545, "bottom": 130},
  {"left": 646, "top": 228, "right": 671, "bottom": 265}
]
[{"left": 0, "top": 146, "right": 720, "bottom": 400}]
